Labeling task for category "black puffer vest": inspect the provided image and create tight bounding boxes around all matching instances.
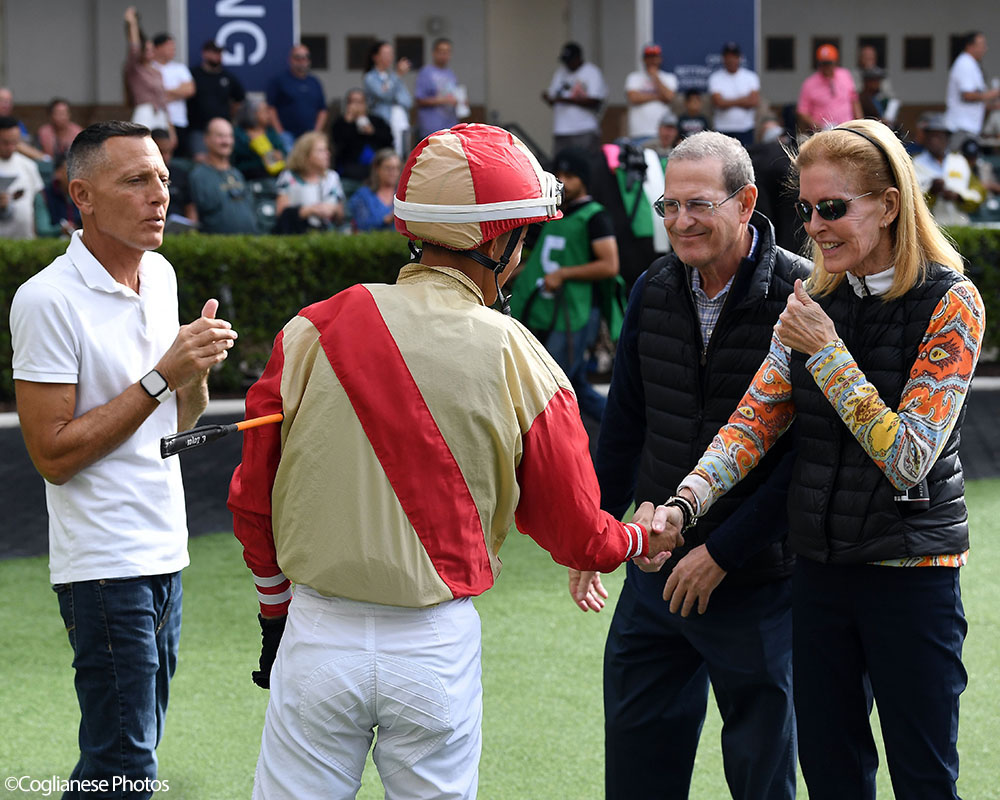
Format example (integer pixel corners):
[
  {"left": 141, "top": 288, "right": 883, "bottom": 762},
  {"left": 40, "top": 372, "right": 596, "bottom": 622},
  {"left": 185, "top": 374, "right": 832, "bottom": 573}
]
[
  {"left": 634, "top": 214, "right": 811, "bottom": 585},
  {"left": 788, "top": 263, "right": 970, "bottom": 562}
]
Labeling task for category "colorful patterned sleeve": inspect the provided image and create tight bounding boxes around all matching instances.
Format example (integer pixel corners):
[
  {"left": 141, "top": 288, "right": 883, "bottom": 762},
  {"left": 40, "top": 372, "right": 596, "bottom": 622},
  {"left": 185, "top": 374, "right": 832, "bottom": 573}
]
[
  {"left": 805, "top": 281, "right": 985, "bottom": 492},
  {"left": 680, "top": 329, "right": 797, "bottom": 514}
]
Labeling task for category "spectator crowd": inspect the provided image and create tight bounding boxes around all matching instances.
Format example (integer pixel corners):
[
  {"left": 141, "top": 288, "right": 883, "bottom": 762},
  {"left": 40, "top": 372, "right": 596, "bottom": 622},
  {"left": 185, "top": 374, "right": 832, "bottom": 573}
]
[{"left": 1, "top": 19, "right": 998, "bottom": 245}]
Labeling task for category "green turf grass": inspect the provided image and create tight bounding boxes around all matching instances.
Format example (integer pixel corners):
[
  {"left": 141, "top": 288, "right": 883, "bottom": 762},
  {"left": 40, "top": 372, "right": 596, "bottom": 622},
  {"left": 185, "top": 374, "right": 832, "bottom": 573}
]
[{"left": 1, "top": 478, "right": 997, "bottom": 798}]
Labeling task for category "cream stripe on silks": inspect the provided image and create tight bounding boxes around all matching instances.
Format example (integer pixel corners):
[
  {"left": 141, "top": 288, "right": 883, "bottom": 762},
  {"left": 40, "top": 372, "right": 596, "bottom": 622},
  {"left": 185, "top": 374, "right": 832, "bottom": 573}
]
[
  {"left": 257, "top": 587, "right": 293, "bottom": 606},
  {"left": 624, "top": 525, "right": 634, "bottom": 560},
  {"left": 253, "top": 571, "right": 290, "bottom": 588}
]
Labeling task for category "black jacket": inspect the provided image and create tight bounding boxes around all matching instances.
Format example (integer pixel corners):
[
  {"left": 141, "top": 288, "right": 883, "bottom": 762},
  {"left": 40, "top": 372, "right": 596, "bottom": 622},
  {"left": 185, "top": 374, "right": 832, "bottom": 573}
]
[
  {"left": 788, "top": 263, "right": 970, "bottom": 562},
  {"left": 597, "top": 213, "right": 811, "bottom": 592}
]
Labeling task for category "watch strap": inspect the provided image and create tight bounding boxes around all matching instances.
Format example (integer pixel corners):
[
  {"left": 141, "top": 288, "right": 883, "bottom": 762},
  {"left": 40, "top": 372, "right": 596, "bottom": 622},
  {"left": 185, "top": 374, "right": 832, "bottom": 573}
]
[{"left": 140, "top": 369, "right": 172, "bottom": 404}]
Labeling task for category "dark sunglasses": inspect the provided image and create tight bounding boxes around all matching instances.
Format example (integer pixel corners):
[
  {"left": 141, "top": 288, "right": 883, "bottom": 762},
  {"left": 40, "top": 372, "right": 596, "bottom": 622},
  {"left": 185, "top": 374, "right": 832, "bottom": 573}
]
[{"left": 794, "top": 191, "right": 872, "bottom": 223}]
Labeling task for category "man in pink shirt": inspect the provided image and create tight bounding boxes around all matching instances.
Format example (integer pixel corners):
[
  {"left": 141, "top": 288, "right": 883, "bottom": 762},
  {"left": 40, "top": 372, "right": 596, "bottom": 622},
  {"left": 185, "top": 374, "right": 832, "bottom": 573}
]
[{"left": 797, "top": 44, "right": 861, "bottom": 132}]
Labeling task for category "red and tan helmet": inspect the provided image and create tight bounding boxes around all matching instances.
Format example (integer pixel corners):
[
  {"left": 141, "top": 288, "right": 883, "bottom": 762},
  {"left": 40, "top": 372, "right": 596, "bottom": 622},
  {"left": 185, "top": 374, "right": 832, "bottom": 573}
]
[{"left": 394, "top": 123, "right": 563, "bottom": 251}]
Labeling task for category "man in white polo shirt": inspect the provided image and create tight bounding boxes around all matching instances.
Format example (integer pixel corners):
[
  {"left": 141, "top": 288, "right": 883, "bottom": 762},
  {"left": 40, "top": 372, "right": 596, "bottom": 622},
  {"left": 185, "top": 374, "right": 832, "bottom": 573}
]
[
  {"left": 624, "top": 43, "right": 677, "bottom": 144},
  {"left": 9, "top": 120, "right": 238, "bottom": 797},
  {"left": 543, "top": 42, "right": 607, "bottom": 154},
  {"left": 708, "top": 41, "right": 760, "bottom": 148},
  {"left": 945, "top": 31, "right": 1000, "bottom": 148},
  {"left": 152, "top": 33, "right": 195, "bottom": 157}
]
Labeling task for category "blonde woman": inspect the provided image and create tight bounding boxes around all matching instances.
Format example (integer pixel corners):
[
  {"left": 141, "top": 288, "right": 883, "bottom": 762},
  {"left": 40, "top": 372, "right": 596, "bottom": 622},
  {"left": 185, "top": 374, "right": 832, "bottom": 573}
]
[
  {"left": 274, "top": 131, "right": 345, "bottom": 233},
  {"left": 662, "top": 119, "right": 984, "bottom": 799}
]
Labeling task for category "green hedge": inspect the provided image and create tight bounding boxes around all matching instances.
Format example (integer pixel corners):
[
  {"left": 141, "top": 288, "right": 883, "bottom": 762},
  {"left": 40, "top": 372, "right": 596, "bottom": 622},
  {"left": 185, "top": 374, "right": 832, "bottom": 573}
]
[
  {"left": 1, "top": 227, "right": 998, "bottom": 405},
  {"left": 1, "top": 232, "right": 410, "bottom": 403}
]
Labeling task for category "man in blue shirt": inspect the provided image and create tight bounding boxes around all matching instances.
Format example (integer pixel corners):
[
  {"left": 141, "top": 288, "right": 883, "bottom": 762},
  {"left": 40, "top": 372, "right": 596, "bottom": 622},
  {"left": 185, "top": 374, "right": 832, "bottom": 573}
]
[
  {"left": 414, "top": 38, "right": 460, "bottom": 140},
  {"left": 267, "top": 44, "right": 327, "bottom": 150}
]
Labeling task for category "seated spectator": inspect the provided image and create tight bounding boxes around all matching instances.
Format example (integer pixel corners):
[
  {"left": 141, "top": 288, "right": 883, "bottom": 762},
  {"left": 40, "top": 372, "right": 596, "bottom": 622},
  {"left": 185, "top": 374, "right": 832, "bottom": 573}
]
[
  {"left": 330, "top": 88, "right": 393, "bottom": 197},
  {"left": 0, "top": 115, "right": 44, "bottom": 239},
  {"left": 677, "top": 90, "right": 709, "bottom": 139},
  {"left": 233, "top": 98, "right": 286, "bottom": 180},
  {"left": 348, "top": 147, "right": 400, "bottom": 232},
  {"left": 150, "top": 127, "right": 191, "bottom": 220},
  {"left": 186, "top": 117, "right": 258, "bottom": 234},
  {"left": 274, "top": 132, "right": 346, "bottom": 234},
  {"left": 38, "top": 154, "right": 80, "bottom": 237},
  {"left": 961, "top": 137, "right": 1000, "bottom": 197},
  {"left": 0, "top": 86, "right": 47, "bottom": 161},
  {"left": 35, "top": 98, "right": 83, "bottom": 160},
  {"left": 650, "top": 110, "right": 680, "bottom": 158},
  {"left": 912, "top": 114, "right": 982, "bottom": 226},
  {"left": 122, "top": 6, "right": 170, "bottom": 133}
]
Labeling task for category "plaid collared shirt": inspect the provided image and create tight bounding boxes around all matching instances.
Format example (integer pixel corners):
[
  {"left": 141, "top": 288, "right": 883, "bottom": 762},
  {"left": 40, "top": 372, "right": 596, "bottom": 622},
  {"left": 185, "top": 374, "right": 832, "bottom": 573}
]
[{"left": 690, "top": 224, "right": 759, "bottom": 352}]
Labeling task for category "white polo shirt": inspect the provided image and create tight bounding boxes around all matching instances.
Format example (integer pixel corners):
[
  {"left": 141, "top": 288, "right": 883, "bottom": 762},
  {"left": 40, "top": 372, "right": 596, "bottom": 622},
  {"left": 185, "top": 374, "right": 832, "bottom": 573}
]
[
  {"left": 945, "top": 51, "right": 987, "bottom": 134},
  {"left": 10, "top": 232, "right": 189, "bottom": 584},
  {"left": 625, "top": 68, "right": 678, "bottom": 138},
  {"left": 548, "top": 62, "right": 607, "bottom": 136},
  {"left": 153, "top": 60, "right": 193, "bottom": 128},
  {"left": 708, "top": 66, "right": 760, "bottom": 133}
]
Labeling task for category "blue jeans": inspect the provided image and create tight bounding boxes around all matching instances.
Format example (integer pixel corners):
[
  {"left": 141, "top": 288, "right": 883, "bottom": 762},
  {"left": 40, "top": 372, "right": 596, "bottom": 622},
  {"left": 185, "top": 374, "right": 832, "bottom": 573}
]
[
  {"left": 604, "top": 569, "right": 795, "bottom": 799},
  {"left": 792, "top": 558, "right": 966, "bottom": 800},
  {"left": 55, "top": 573, "right": 183, "bottom": 800},
  {"left": 545, "top": 308, "right": 606, "bottom": 423}
]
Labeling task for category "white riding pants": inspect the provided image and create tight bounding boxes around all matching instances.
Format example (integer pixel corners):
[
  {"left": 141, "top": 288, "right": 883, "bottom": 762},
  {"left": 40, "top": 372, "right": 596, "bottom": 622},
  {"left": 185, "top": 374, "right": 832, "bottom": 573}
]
[{"left": 253, "top": 587, "right": 483, "bottom": 799}]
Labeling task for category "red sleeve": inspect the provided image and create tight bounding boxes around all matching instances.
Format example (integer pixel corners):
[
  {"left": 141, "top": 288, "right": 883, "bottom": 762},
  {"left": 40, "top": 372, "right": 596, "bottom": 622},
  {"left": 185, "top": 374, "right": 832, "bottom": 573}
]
[
  {"left": 227, "top": 330, "right": 292, "bottom": 616},
  {"left": 515, "top": 388, "right": 646, "bottom": 571}
]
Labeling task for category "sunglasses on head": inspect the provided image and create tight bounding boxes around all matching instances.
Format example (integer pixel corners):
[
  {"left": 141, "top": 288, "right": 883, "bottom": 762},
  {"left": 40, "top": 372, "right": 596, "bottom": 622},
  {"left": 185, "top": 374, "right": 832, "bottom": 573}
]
[{"left": 794, "top": 191, "right": 873, "bottom": 223}]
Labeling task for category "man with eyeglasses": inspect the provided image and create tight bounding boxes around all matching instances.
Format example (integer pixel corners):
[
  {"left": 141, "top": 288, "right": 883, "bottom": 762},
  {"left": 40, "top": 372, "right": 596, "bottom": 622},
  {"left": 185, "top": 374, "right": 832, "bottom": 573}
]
[
  {"left": 186, "top": 117, "right": 258, "bottom": 234},
  {"left": 568, "top": 131, "right": 811, "bottom": 799}
]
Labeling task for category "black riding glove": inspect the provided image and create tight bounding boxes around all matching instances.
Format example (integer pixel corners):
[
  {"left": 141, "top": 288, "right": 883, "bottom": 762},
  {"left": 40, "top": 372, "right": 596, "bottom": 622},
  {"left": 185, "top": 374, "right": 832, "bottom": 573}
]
[{"left": 251, "top": 613, "right": 287, "bottom": 689}]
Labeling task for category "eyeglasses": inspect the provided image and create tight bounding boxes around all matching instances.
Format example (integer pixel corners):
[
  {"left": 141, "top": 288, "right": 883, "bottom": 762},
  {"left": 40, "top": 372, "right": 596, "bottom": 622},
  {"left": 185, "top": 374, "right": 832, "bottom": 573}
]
[
  {"left": 794, "top": 191, "right": 873, "bottom": 223},
  {"left": 654, "top": 185, "right": 746, "bottom": 219}
]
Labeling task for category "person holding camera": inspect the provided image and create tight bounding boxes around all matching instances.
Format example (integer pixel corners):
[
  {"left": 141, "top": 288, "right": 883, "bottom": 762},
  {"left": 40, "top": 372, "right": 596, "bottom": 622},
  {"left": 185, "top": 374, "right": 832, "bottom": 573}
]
[
  {"left": 330, "top": 88, "right": 394, "bottom": 199},
  {"left": 0, "top": 115, "right": 44, "bottom": 239},
  {"left": 542, "top": 42, "right": 607, "bottom": 155}
]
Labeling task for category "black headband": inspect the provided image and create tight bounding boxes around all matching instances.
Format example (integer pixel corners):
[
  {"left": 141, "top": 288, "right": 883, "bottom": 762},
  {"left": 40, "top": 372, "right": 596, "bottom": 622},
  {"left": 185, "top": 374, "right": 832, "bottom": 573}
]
[{"left": 833, "top": 126, "right": 895, "bottom": 183}]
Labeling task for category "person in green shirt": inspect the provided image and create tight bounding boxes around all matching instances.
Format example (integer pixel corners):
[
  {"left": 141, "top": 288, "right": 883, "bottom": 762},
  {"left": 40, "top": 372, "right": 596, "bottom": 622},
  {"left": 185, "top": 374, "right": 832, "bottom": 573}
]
[{"left": 510, "top": 147, "right": 621, "bottom": 422}]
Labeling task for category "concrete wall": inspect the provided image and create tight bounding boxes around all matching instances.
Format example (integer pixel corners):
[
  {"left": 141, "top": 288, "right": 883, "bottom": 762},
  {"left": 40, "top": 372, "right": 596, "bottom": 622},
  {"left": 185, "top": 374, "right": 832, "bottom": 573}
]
[
  {"left": 3, "top": 0, "right": 169, "bottom": 107},
  {"left": 759, "top": 0, "right": 1000, "bottom": 108},
  {"left": 1, "top": 0, "right": 997, "bottom": 137},
  {"left": 300, "top": 0, "right": 487, "bottom": 112}
]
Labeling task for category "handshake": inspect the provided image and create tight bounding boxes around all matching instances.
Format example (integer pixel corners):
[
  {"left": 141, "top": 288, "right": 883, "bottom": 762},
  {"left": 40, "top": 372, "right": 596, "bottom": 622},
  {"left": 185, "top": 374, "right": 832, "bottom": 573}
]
[
  {"left": 631, "top": 498, "right": 689, "bottom": 571},
  {"left": 570, "top": 496, "right": 728, "bottom": 618}
]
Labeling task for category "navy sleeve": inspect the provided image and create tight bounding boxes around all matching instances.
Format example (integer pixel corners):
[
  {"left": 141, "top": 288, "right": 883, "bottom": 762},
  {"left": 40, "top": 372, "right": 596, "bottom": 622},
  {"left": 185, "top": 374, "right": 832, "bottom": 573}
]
[
  {"left": 595, "top": 270, "right": 649, "bottom": 519},
  {"left": 703, "top": 447, "right": 794, "bottom": 572}
]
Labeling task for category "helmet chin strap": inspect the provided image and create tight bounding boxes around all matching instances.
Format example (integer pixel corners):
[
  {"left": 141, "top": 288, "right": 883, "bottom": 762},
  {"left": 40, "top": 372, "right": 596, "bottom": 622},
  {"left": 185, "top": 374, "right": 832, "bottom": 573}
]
[{"left": 460, "top": 226, "right": 524, "bottom": 315}]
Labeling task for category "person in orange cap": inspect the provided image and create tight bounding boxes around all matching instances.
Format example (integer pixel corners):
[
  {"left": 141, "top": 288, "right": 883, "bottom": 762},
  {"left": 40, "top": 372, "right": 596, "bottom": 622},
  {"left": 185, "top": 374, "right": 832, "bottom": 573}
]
[{"left": 796, "top": 43, "right": 862, "bottom": 131}]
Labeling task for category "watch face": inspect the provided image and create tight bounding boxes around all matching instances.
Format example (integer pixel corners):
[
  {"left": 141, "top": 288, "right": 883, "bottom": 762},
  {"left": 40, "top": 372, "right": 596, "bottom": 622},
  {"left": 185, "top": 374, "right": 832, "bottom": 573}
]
[{"left": 142, "top": 369, "right": 168, "bottom": 397}]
